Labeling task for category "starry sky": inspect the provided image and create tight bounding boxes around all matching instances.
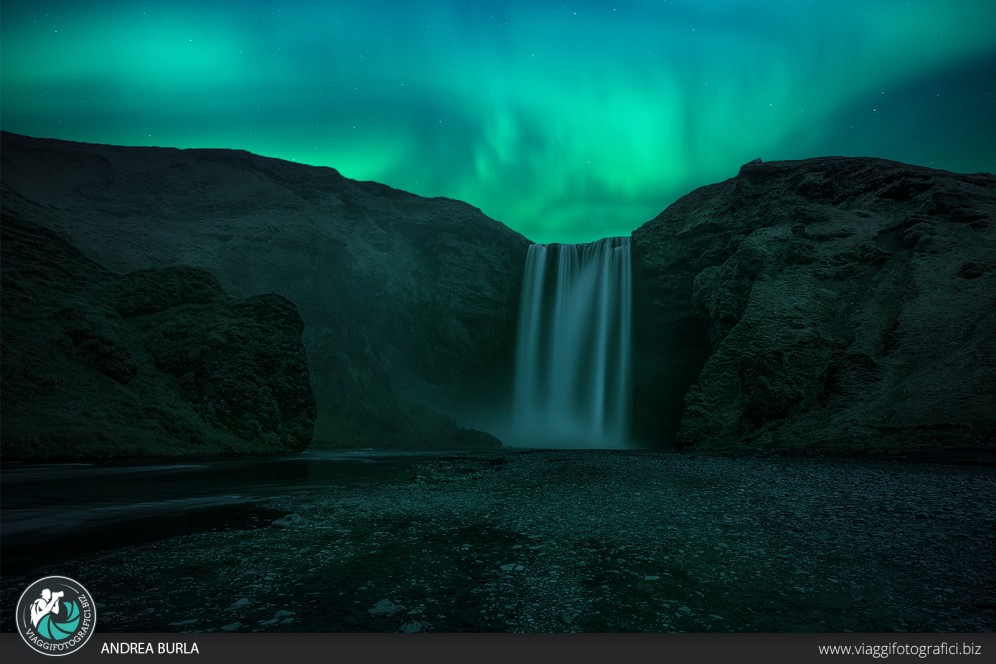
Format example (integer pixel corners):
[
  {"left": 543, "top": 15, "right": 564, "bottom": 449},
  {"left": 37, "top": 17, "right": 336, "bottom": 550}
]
[{"left": 3, "top": 1, "right": 995, "bottom": 243}]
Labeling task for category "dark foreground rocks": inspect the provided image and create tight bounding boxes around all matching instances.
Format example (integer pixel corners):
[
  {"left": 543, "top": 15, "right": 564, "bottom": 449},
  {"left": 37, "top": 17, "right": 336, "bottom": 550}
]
[
  {"left": 632, "top": 157, "right": 996, "bottom": 455},
  {"left": 1, "top": 131, "right": 527, "bottom": 448},
  {"left": 1, "top": 451, "right": 992, "bottom": 632},
  {"left": 0, "top": 215, "right": 316, "bottom": 458}
]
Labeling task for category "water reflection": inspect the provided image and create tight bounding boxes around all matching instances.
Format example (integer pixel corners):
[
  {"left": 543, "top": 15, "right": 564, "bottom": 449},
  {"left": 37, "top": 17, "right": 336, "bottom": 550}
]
[{"left": 1, "top": 450, "right": 424, "bottom": 574}]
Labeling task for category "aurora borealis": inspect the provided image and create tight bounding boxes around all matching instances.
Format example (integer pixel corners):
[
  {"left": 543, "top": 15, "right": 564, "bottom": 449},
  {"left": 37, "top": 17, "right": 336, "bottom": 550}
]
[{"left": 3, "top": 1, "right": 994, "bottom": 243}]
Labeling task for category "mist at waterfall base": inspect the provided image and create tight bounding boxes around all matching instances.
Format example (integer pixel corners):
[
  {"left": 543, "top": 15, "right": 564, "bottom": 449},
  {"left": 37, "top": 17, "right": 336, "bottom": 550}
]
[{"left": 507, "top": 237, "right": 633, "bottom": 449}]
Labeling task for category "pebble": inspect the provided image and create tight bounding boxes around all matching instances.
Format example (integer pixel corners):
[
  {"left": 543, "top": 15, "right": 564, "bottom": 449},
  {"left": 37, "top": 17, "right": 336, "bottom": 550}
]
[
  {"left": 272, "top": 514, "right": 304, "bottom": 528},
  {"left": 37, "top": 451, "right": 994, "bottom": 634},
  {"left": 368, "top": 599, "right": 403, "bottom": 616},
  {"left": 227, "top": 597, "right": 251, "bottom": 611}
]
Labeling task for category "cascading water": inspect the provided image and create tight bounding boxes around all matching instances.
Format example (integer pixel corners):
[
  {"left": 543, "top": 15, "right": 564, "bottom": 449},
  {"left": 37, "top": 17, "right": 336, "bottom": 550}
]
[{"left": 511, "top": 237, "right": 632, "bottom": 448}]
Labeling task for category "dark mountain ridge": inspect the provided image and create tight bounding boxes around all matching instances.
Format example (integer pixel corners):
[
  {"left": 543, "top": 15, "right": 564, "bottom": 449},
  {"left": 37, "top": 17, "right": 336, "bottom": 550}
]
[
  {"left": 2, "top": 132, "right": 994, "bottom": 459},
  {"left": 1, "top": 131, "right": 529, "bottom": 453}
]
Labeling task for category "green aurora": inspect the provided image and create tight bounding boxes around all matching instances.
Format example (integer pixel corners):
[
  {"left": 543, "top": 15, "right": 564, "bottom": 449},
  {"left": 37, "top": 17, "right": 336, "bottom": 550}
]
[{"left": 2, "top": 0, "right": 994, "bottom": 243}]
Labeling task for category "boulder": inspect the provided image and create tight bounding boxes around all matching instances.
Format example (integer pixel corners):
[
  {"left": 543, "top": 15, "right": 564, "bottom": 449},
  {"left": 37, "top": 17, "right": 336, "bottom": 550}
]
[{"left": 0, "top": 215, "right": 316, "bottom": 459}]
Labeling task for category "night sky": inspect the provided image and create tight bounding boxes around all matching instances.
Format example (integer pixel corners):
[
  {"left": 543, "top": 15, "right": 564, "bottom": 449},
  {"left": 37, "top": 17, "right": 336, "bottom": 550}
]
[{"left": 3, "top": 1, "right": 995, "bottom": 243}]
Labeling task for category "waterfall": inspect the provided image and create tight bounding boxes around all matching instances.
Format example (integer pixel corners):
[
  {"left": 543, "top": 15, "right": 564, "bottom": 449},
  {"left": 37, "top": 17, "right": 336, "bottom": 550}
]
[{"left": 511, "top": 237, "right": 632, "bottom": 448}]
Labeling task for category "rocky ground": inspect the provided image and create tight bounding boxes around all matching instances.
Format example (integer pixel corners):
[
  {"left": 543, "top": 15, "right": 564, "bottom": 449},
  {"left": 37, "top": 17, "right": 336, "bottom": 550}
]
[{"left": 3, "top": 450, "right": 993, "bottom": 633}]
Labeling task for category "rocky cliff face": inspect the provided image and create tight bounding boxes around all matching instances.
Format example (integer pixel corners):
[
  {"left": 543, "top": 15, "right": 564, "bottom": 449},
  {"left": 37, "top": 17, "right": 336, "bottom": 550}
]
[
  {"left": 633, "top": 157, "right": 996, "bottom": 455},
  {"left": 1, "top": 132, "right": 530, "bottom": 448},
  {"left": 7, "top": 131, "right": 990, "bottom": 457},
  {"left": 1, "top": 214, "right": 316, "bottom": 459}
]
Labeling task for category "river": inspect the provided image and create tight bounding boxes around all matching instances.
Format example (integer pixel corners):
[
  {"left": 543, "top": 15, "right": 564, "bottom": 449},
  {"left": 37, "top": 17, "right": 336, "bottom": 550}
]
[{"left": 0, "top": 450, "right": 427, "bottom": 574}]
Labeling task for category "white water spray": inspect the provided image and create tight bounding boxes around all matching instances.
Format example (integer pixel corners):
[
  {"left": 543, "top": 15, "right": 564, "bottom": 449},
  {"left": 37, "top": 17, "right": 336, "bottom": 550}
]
[{"left": 511, "top": 237, "right": 632, "bottom": 448}]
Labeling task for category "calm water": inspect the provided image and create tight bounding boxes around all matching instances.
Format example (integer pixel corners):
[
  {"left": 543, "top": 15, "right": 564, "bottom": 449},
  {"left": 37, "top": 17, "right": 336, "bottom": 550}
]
[{"left": 0, "top": 450, "right": 426, "bottom": 574}]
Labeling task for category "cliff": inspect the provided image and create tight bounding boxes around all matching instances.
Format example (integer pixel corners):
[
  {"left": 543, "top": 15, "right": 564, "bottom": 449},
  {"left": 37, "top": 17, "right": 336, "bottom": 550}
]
[
  {"left": 1, "top": 132, "right": 530, "bottom": 449},
  {"left": 632, "top": 157, "right": 996, "bottom": 456},
  {"left": 1, "top": 214, "right": 316, "bottom": 459},
  {"left": 7, "top": 131, "right": 991, "bottom": 458}
]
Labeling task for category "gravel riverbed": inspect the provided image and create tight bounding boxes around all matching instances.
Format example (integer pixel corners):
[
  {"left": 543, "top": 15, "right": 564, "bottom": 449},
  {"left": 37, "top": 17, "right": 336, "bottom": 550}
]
[{"left": 3, "top": 450, "right": 993, "bottom": 633}]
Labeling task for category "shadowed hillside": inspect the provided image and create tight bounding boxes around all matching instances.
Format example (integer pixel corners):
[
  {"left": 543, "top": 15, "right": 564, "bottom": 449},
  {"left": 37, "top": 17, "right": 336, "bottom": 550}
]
[
  {"left": 1, "top": 214, "right": 316, "bottom": 458},
  {"left": 1, "top": 132, "right": 530, "bottom": 450},
  {"left": 632, "top": 157, "right": 996, "bottom": 457}
]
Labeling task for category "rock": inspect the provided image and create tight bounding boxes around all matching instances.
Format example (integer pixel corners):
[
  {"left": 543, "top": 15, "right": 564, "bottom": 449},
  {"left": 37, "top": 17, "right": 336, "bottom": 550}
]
[
  {"left": 368, "top": 599, "right": 403, "bottom": 617},
  {"left": 219, "top": 622, "right": 242, "bottom": 632},
  {"left": 399, "top": 621, "right": 429, "bottom": 633},
  {"left": 632, "top": 157, "right": 996, "bottom": 456},
  {"left": 136, "top": 275, "right": 317, "bottom": 452},
  {"left": 0, "top": 215, "right": 316, "bottom": 459},
  {"left": 227, "top": 597, "right": 251, "bottom": 611},
  {"left": 271, "top": 514, "right": 304, "bottom": 529},
  {"left": 1, "top": 131, "right": 529, "bottom": 449},
  {"left": 273, "top": 610, "right": 296, "bottom": 619}
]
